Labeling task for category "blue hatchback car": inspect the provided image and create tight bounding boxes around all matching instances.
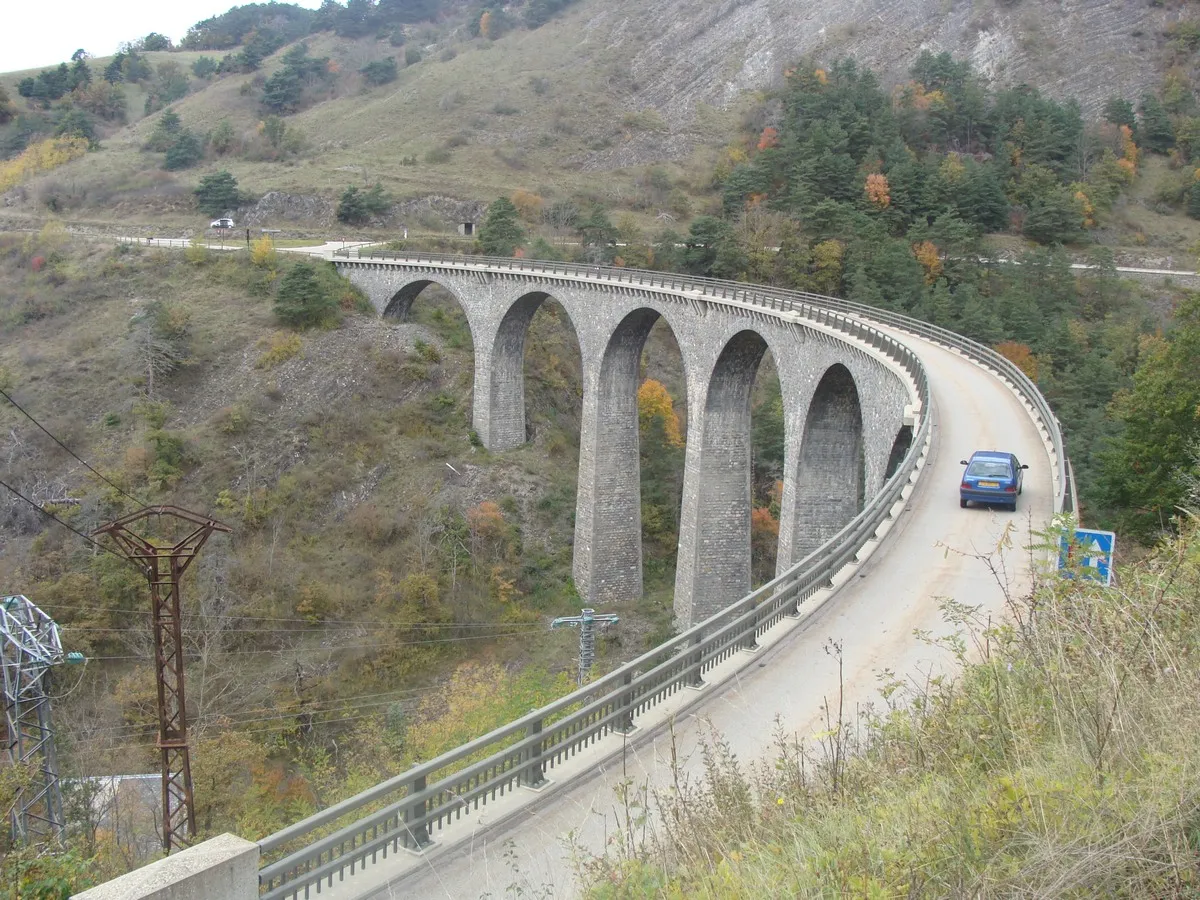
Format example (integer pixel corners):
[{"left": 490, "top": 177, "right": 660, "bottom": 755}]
[{"left": 959, "top": 451, "right": 1028, "bottom": 511}]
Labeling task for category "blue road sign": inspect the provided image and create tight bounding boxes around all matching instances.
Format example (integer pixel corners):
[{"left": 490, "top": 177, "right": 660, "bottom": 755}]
[{"left": 1058, "top": 527, "right": 1116, "bottom": 585}]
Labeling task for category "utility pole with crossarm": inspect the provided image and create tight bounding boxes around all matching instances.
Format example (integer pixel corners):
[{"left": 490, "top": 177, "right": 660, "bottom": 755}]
[
  {"left": 551, "top": 608, "right": 619, "bottom": 686},
  {"left": 94, "top": 506, "right": 230, "bottom": 854}
]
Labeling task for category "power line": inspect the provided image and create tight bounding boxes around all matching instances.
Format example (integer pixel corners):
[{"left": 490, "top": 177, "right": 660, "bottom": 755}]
[
  {"left": 78, "top": 689, "right": 433, "bottom": 734},
  {"left": 36, "top": 603, "right": 550, "bottom": 630},
  {"left": 60, "top": 620, "right": 538, "bottom": 634},
  {"left": 0, "top": 387, "right": 146, "bottom": 509},
  {"left": 68, "top": 710, "right": 406, "bottom": 754},
  {"left": 0, "top": 477, "right": 126, "bottom": 563},
  {"left": 80, "top": 628, "right": 546, "bottom": 661}
]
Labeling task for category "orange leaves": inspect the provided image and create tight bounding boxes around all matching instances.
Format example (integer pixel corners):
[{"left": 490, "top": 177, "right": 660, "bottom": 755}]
[
  {"left": 995, "top": 341, "right": 1039, "bottom": 381},
  {"left": 864, "top": 173, "right": 891, "bottom": 209},
  {"left": 1117, "top": 125, "right": 1139, "bottom": 180},
  {"left": 757, "top": 126, "right": 779, "bottom": 151},
  {"left": 510, "top": 188, "right": 544, "bottom": 221},
  {"left": 637, "top": 379, "right": 684, "bottom": 447},
  {"left": 480, "top": 10, "right": 493, "bottom": 39},
  {"left": 467, "top": 500, "right": 506, "bottom": 543},
  {"left": 911, "top": 240, "right": 942, "bottom": 284},
  {"left": 1073, "top": 189, "right": 1096, "bottom": 228},
  {"left": 751, "top": 506, "right": 779, "bottom": 541}
]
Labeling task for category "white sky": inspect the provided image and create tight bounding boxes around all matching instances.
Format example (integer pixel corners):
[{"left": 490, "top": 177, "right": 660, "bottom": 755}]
[{"left": 4, "top": 0, "right": 325, "bottom": 73}]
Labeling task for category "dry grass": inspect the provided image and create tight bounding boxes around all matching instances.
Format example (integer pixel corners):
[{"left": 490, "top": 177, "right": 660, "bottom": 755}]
[
  {"left": 580, "top": 519, "right": 1200, "bottom": 898},
  {"left": 2, "top": 14, "right": 731, "bottom": 233}
]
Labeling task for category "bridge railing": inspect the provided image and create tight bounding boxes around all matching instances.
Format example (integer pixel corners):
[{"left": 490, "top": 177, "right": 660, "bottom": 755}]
[
  {"left": 336, "top": 247, "right": 1070, "bottom": 516},
  {"left": 258, "top": 261, "right": 936, "bottom": 899}
]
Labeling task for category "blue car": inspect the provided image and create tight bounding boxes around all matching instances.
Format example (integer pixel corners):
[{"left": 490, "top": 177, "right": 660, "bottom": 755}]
[{"left": 959, "top": 451, "right": 1028, "bottom": 511}]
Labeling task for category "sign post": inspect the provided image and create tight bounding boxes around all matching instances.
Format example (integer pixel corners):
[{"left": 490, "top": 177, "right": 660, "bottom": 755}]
[{"left": 1058, "top": 527, "right": 1116, "bottom": 585}]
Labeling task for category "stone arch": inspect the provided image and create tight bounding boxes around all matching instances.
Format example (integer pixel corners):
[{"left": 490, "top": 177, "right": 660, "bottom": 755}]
[
  {"left": 574, "top": 308, "right": 686, "bottom": 604},
  {"left": 790, "top": 363, "right": 865, "bottom": 560},
  {"left": 675, "top": 329, "right": 771, "bottom": 622}
]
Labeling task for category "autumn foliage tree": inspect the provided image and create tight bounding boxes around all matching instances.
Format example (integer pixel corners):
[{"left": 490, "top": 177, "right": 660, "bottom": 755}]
[
  {"left": 638, "top": 379, "right": 686, "bottom": 556},
  {"left": 994, "top": 341, "right": 1038, "bottom": 380},
  {"left": 864, "top": 172, "right": 891, "bottom": 209}
]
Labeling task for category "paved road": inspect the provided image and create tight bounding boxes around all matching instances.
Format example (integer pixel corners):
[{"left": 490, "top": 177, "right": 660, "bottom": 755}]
[{"left": 322, "top": 327, "right": 1053, "bottom": 900}]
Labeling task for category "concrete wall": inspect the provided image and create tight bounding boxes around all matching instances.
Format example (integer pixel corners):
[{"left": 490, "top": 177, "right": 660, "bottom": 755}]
[
  {"left": 73, "top": 833, "right": 258, "bottom": 900},
  {"left": 340, "top": 262, "right": 913, "bottom": 626}
]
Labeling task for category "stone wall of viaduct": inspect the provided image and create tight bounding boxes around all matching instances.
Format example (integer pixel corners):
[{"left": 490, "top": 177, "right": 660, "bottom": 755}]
[{"left": 339, "top": 261, "right": 915, "bottom": 626}]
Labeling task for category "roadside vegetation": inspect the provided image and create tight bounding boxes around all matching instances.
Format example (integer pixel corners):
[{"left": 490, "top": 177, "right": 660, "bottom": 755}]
[{"left": 580, "top": 516, "right": 1200, "bottom": 897}]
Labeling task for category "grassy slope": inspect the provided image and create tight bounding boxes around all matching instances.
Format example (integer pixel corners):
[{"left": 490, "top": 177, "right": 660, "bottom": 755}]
[
  {"left": 581, "top": 521, "right": 1200, "bottom": 897},
  {"left": 0, "top": 232, "right": 607, "bottom": 764},
  {"left": 1, "top": 15, "right": 730, "bottom": 231}
]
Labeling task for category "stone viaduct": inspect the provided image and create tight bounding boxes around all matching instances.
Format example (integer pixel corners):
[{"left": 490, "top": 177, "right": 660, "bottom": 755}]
[{"left": 338, "top": 258, "right": 917, "bottom": 627}]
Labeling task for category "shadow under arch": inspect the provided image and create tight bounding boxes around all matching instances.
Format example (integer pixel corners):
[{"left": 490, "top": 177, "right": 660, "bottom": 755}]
[
  {"left": 675, "top": 329, "right": 771, "bottom": 622},
  {"left": 484, "top": 289, "right": 582, "bottom": 451},
  {"left": 789, "top": 362, "right": 865, "bottom": 563},
  {"left": 382, "top": 278, "right": 465, "bottom": 322},
  {"left": 575, "top": 307, "right": 688, "bottom": 605}
]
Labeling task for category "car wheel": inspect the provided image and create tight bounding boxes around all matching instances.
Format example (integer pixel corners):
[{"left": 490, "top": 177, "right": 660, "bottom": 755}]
[
  {"left": 1008, "top": 502, "right": 1017, "bottom": 512},
  {"left": 960, "top": 498, "right": 968, "bottom": 508}
]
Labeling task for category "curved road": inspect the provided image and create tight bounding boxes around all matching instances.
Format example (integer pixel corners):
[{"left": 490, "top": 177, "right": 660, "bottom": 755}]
[{"left": 318, "top": 327, "right": 1055, "bottom": 900}]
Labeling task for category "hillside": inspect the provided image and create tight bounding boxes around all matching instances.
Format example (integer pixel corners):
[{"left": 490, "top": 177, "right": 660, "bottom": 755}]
[{"left": 1, "top": 0, "right": 1196, "bottom": 235}]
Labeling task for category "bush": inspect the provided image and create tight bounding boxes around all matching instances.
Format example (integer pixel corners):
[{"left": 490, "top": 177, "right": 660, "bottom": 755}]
[
  {"left": 192, "top": 56, "right": 218, "bottom": 79},
  {"left": 194, "top": 170, "right": 240, "bottom": 216},
  {"left": 274, "top": 262, "right": 340, "bottom": 329},
  {"left": 163, "top": 130, "right": 203, "bottom": 170},
  {"left": 361, "top": 57, "right": 398, "bottom": 86},
  {"left": 404, "top": 47, "right": 422, "bottom": 66},
  {"left": 336, "top": 183, "right": 390, "bottom": 225}
]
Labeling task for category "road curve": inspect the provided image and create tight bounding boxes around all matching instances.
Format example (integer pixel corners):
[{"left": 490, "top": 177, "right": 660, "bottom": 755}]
[{"left": 326, "top": 327, "right": 1055, "bottom": 900}]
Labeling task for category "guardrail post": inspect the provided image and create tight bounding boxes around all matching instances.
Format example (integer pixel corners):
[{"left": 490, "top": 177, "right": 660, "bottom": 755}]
[
  {"left": 522, "top": 719, "right": 547, "bottom": 789},
  {"left": 741, "top": 603, "right": 760, "bottom": 652},
  {"left": 613, "top": 671, "right": 635, "bottom": 734},
  {"left": 686, "top": 631, "right": 705, "bottom": 688},
  {"left": 404, "top": 775, "right": 432, "bottom": 850}
]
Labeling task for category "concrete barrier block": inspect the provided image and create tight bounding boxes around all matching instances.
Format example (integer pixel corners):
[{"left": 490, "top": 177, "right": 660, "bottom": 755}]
[{"left": 73, "top": 833, "right": 258, "bottom": 900}]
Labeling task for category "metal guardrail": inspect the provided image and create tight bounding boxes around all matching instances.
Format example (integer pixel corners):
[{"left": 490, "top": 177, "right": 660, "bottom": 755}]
[{"left": 257, "top": 251, "right": 1071, "bottom": 899}]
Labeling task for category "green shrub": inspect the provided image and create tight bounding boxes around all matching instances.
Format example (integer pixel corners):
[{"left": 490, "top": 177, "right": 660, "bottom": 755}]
[{"left": 273, "top": 262, "right": 339, "bottom": 329}]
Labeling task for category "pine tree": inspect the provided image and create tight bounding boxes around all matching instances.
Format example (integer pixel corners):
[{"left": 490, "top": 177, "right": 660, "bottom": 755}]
[
  {"left": 1138, "top": 94, "right": 1175, "bottom": 154},
  {"left": 194, "top": 170, "right": 240, "bottom": 217},
  {"left": 275, "top": 262, "right": 339, "bottom": 328},
  {"left": 478, "top": 197, "right": 524, "bottom": 256}
]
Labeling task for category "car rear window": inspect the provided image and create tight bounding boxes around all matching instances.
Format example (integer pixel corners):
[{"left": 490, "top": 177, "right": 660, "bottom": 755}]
[{"left": 967, "top": 460, "right": 1011, "bottom": 478}]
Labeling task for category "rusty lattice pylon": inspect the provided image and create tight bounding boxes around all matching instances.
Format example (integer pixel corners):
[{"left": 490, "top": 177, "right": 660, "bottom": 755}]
[{"left": 94, "top": 506, "right": 230, "bottom": 854}]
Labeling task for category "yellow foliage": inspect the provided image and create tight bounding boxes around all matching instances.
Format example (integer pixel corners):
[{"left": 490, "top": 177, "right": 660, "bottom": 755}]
[
  {"left": 939, "top": 154, "right": 966, "bottom": 184},
  {"left": 250, "top": 235, "right": 277, "bottom": 268},
  {"left": 809, "top": 239, "right": 845, "bottom": 295},
  {"left": 912, "top": 240, "right": 942, "bottom": 284},
  {"left": 638, "top": 379, "right": 684, "bottom": 447},
  {"left": 0, "top": 136, "right": 89, "bottom": 192},
  {"left": 480, "top": 10, "right": 493, "bottom": 39},
  {"left": 255, "top": 331, "right": 302, "bottom": 369},
  {"left": 814, "top": 68, "right": 828, "bottom": 85}
]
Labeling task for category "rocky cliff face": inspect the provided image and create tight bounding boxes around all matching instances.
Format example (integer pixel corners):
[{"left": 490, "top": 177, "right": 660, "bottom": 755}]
[{"left": 584, "top": 0, "right": 1182, "bottom": 126}]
